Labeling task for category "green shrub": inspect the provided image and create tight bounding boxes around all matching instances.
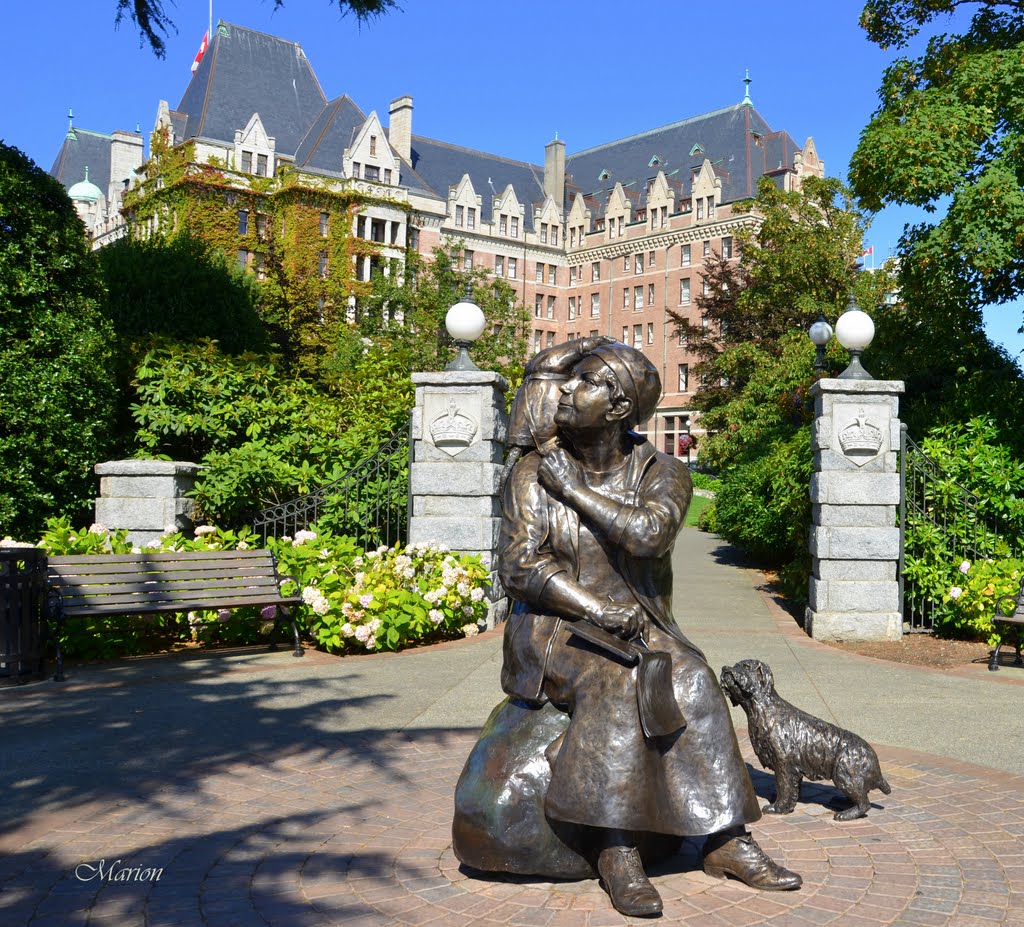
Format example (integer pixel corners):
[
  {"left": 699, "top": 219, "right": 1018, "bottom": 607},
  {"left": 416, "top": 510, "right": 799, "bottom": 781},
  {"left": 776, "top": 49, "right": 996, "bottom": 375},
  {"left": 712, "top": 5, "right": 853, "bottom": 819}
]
[
  {"left": 707, "top": 428, "right": 813, "bottom": 600},
  {"left": 940, "top": 557, "right": 1024, "bottom": 644},
  {"left": 0, "top": 143, "right": 117, "bottom": 537}
]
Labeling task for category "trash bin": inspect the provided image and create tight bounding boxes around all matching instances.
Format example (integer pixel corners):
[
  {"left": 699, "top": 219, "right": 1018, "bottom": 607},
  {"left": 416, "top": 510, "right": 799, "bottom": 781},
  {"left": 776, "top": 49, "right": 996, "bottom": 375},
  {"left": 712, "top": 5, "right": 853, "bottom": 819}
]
[{"left": 0, "top": 548, "right": 48, "bottom": 685}]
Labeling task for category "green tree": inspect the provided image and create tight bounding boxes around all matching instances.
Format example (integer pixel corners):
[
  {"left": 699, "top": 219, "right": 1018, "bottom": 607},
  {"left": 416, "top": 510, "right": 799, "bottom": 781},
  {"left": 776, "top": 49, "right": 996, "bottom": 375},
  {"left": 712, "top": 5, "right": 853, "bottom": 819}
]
[
  {"left": 0, "top": 142, "right": 118, "bottom": 538},
  {"left": 97, "top": 234, "right": 269, "bottom": 354},
  {"left": 851, "top": 0, "right": 1024, "bottom": 308},
  {"left": 331, "top": 242, "right": 532, "bottom": 391},
  {"left": 671, "top": 175, "right": 894, "bottom": 409},
  {"left": 117, "top": 0, "right": 396, "bottom": 56}
]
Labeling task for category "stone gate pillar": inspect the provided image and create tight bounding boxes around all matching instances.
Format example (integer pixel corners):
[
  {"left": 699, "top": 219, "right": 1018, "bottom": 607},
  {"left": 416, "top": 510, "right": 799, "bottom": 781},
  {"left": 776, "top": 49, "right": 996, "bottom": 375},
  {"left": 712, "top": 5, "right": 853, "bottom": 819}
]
[
  {"left": 408, "top": 371, "right": 509, "bottom": 568},
  {"left": 94, "top": 460, "right": 202, "bottom": 546},
  {"left": 805, "top": 378, "right": 905, "bottom": 641}
]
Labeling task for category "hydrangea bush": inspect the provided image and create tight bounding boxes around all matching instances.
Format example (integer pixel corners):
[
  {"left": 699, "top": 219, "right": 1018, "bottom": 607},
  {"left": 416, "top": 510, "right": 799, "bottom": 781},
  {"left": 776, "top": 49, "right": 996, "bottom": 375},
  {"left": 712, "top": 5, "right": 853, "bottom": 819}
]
[
  {"left": 941, "top": 557, "right": 1024, "bottom": 644},
  {"left": 12, "top": 517, "right": 491, "bottom": 661}
]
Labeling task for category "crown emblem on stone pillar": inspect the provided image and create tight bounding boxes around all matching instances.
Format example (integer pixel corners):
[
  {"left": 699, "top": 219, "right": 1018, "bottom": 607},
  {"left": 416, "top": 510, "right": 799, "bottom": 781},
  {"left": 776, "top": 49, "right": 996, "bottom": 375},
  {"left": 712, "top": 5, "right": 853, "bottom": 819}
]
[
  {"left": 430, "top": 400, "right": 478, "bottom": 449},
  {"left": 838, "top": 410, "right": 884, "bottom": 456}
]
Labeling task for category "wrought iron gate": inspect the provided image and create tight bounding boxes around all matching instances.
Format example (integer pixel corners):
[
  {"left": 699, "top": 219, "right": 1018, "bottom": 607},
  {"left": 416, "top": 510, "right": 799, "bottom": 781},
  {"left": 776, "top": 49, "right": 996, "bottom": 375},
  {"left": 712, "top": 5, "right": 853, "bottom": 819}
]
[{"left": 251, "top": 424, "right": 410, "bottom": 548}]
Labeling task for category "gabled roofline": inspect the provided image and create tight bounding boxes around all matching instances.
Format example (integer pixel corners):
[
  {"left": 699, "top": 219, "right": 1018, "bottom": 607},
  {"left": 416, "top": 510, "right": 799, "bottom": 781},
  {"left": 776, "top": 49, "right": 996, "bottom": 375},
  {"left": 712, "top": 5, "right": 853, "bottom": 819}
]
[{"left": 568, "top": 103, "right": 758, "bottom": 158}]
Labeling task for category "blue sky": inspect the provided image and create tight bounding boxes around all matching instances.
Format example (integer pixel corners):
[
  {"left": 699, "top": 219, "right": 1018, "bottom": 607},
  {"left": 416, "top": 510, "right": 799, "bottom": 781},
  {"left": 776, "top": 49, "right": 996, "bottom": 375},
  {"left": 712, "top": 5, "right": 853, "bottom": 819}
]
[{"left": 4, "top": 0, "right": 1021, "bottom": 360}]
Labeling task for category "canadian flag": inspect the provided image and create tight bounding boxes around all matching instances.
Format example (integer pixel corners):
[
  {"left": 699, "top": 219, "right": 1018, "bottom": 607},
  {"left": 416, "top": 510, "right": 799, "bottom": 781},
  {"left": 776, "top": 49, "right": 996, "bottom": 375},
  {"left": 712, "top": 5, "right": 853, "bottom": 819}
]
[
  {"left": 861, "top": 245, "right": 874, "bottom": 257},
  {"left": 191, "top": 31, "right": 209, "bottom": 73}
]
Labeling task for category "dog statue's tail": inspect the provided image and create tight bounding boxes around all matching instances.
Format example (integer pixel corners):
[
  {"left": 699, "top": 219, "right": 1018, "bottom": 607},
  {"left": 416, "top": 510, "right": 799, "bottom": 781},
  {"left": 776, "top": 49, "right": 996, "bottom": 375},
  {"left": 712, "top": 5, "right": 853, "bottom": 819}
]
[{"left": 877, "top": 775, "right": 892, "bottom": 795}]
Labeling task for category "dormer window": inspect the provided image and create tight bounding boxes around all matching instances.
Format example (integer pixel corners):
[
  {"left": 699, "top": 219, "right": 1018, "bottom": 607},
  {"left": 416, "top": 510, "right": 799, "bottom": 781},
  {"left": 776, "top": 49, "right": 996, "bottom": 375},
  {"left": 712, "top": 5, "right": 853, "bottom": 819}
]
[
  {"left": 499, "top": 215, "right": 507, "bottom": 235},
  {"left": 511, "top": 216, "right": 519, "bottom": 238},
  {"left": 365, "top": 165, "right": 380, "bottom": 182},
  {"left": 256, "top": 154, "right": 268, "bottom": 177},
  {"left": 467, "top": 207, "right": 476, "bottom": 229},
  {"left": 598, "top": 169, "right": 610, "bottom": 182},
  {"left": 241, "top": 151, "right": 252, "bottom": 173},
  {"left": 689, "top": 144, "right": 704, "bottom": 157},
  {"left": 648, "top": 155, "right": 661, "bottom": 167},
  {"left": 455, "top": 205, "right": 464, "bottom": 227},
  {"left": 370, "top": 135, "right": 378, "bottom": 156}
]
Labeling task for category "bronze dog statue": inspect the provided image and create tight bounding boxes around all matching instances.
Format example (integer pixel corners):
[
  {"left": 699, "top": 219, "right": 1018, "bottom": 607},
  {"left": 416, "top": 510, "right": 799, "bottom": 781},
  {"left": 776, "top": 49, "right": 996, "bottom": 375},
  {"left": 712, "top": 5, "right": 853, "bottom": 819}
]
[{"left": 720, "top": 659, "right": 891, "bottom": 821}]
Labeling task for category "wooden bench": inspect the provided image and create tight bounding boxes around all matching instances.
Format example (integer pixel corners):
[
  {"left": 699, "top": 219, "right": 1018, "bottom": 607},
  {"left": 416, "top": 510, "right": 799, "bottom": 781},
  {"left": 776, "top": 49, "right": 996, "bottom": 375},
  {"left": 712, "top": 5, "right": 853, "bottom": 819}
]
[
  {"left": 990, "top": 577, "right": 1024, "bottom": 671},
  {"left": 46, "top": 549, "right": 304, "bottom": 680}
]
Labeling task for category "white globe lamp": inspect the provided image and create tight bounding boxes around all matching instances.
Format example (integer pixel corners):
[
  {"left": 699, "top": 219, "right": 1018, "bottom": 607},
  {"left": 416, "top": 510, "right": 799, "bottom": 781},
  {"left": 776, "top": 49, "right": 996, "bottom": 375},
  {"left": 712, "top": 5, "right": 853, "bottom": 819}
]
[
  {"left": 808, "top": 314, "right": 833, "bottom": 373},
  {"left": 445, "top": 283, "right": 487, "bottom": 371},
  {"left": 834, "top": 292, "right": 875, "bottom": 380}
]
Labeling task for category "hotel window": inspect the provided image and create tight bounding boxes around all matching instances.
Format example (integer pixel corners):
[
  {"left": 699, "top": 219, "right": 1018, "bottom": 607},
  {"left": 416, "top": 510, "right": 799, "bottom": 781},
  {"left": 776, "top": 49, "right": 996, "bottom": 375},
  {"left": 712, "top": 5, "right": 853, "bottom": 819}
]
[
  {"left": 384, "top": 169, "right": 392, "bottom": 184},
  {"left": 511, "top": 217, "right": 519, "bottom": 238},
  {"left": 237, "top": 248, "right": 249, "bottom": 270},
  {"left": 495, "top": 255, "right": 504, "bottom": 277},
  {"left": 623, "top": 288, "right": 630, "bottom": 310},
  {"left": 548, "top": 266, "right": 556, "bottom": 285},
  {"left": 678, "top": 364, "right": 689, "bottom": 392},
  {"left": 591, "top": 262, "right": 601, "bottom": 282},
  {"left": 238, "top": 210, "right": 249, "bottom": 235},
  {"left": 547, "top": 296, "right": 555, "bottom": 319},
  {"left": 590, "top": 292, "right": 600, "bottom": 316},
  {"left": 568, "top": 296, "right": 577, "bottom": 320},
  {"left": 703, "top": 240, "right": 711, "bottom": 258},
  {"left": 320, "top": 212, "right": 329, "bottom": 237},
  {"left": 570, "top": 227, "right": 576, "bottom": 247},
  {"left": 702, "top": 313, "right": 710, "bottom": 329},
  {"left": 680, "top": 278, "right": 691, "bottom": 304},
  {"left": 467, "top": 208, "right": 476, "bottom": 229},
  {"left": 410, "top": 227, "right": 420, "bottom": 250},
  {"left": 318, "top": 252, "right": 328, "bottom": 278},
  {"left": 500, "top": 215, "right": 508, "bottom": 235},
  {"left": 536, "top": 263, "right": 544, "bottom": 283},
  {"left": 540, "top": 223, "right": 548, "bottom": 244},
  {"left": 364, "top": 165, "right": 380, "bottom": 182},
  {"left": 722, "top": 236, "right": 733, "bottom": 259},
  {"left": 570, "top": 266, "right": 577, "bottom": 285},
  {"left": 682, "top": 244, "right": 691, "bottom": 266},
  {"left": 632, "top": 324, "right": 643, "bottom": 349},
  {"left": 589, "top": 330, "right": 599, "bottom": 338},
  {"left": 370, "top": 135, "right": 377, "bottom": 155},
  {"left": 455, "top": 205, "right": 464, "bottom": 227},
  {"left": 647, "top": 322, "right": 655, "bottom": 345},
  {"left": 649, "top": 251, "right": 656, "bottom": 268},
  {"left": 703, "top": 279, "right": 710, "bottom": 297},
  {"left": 254, "top": 254, "right": 266, "bottom": 280},
  {"left": 256, "top": 214, "right": 268, "bottom": 240},
  {"left": 552, "top": 226, "right": 558, "bottom": 246},
  {"left": 634, "top": 286, "right": 643, "bottom": 310},
  {"left": 648, "top": 283, "right": 655, "bottom": 306},
  {"left": 534, "top": 330, "right": 542, "bottom": 354},
  {"left": 609, "top": 219, "right": 616, "bottom": 239},
  {"left": 547, "top": 331, "right": 556, "bottom": 348},
  {"left": 352, "top": 161, "right": 361, "bottom": 178},
  {"left": 535, "top": 295, "right": 544, "bottom": 318},
  {"left": 707, "top": 196, "right": 715, "bottom": 218},
  {"left": 623, "top": 256, "right": 630, "bottom": 273},
  {"left": 240, "top": 150, "right": 253, "bottom": 173},
  {"left": 464, "top": 250, "right": 474, "bottom": 270},
  {"left": 617, "top": 216, "right": 624, "bottom": 236},
  {"left": 635, "top": 254, "right": 643, "bottom": 275},
  {"left": 661, "top": 206, "right": 667, "bottom": 228},
  {"left": 622, "top": 326, "right": 629, "bottom": 343},
  {"left": 508, "top": 257, "right": 518, "bottom": 279},
  {"left": 696, "top": 199, "right": 704, "bottom": 220},
  {"left": 256, "top": 154, "right": 268, "bottom": 177}
]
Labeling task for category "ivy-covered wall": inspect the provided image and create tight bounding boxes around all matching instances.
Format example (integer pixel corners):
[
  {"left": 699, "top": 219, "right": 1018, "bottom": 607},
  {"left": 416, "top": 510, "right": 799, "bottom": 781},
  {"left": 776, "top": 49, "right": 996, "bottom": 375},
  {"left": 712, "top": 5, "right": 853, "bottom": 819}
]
[{"left": 123, "top": 129, "right": 411, "bottom": 372}]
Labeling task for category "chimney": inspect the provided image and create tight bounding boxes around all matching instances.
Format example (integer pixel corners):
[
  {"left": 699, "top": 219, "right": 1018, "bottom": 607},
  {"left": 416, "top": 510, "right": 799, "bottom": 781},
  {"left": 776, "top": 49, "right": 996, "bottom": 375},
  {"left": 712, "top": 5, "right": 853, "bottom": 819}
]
[
  {"left": 544, "top": 138, "right": 565, "bottom": 211},
  {"left": 389, "top": 95, "right": 413, "bottom": 165},
  {"left": 108, "top": 129, "right": 144, "bottom": 205}
]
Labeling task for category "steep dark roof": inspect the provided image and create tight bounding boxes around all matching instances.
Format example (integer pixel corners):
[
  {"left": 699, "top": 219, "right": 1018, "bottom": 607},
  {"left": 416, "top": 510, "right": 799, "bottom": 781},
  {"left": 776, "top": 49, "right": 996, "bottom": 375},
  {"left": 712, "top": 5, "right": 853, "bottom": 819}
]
[
  {"left": 174, "top": 21, "right": 327, "bottom": 156},
  {"left": 294, "top": 95, "right": 367, "bottom": 176},
  {"left": 50, "top": 128, "right": 113, "bottom": 193},
  {"left": 565, "top": 103, "right": 800, "bottom": 209},
  {"left": 405, "top": 136, "right": 547, "bottom": 227}
]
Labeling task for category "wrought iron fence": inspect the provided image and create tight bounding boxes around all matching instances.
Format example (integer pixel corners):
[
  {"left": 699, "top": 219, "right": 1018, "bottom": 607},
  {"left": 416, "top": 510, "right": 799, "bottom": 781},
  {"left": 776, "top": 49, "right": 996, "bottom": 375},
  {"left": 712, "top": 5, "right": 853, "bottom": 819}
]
[
  {"left": 252, "top": 424, "right": 410, "bottom": 548},
  {"left": 899, "top": 425, "right": 1023, "bottom": 631}
]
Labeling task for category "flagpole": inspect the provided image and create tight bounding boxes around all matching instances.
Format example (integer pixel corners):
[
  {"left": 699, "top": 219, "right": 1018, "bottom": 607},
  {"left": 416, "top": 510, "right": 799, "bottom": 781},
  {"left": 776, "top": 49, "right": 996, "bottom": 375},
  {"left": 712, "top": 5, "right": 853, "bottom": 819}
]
[{"left": 209, "top": 0, "right": 213, "bottom": 39}]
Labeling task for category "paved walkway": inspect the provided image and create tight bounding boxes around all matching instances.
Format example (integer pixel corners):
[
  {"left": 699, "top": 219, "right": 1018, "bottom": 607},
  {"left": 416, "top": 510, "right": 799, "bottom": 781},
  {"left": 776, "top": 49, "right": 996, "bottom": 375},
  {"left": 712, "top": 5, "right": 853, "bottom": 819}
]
[{"left": 2, "top": 530, "right": 1023, "bottom": 926}]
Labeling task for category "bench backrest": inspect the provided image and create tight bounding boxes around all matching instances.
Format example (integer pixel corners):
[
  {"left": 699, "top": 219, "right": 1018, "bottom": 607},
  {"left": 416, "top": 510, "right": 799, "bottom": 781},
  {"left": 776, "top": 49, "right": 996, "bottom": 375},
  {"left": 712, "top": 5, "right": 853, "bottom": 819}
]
[
  {"left": 995, "top": 578, "right": 1024, "bottom": 625},
  {"left": 48, "top": 549, "right": 300, "bottom": 617}
]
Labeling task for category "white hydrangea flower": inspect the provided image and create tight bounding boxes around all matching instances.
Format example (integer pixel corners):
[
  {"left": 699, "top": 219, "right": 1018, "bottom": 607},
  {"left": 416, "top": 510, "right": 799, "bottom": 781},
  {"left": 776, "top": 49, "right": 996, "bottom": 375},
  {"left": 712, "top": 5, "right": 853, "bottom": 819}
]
[
  {"left": 294, "top": 530, "right": 317, "bottom": 544},
  {"left": 194, "top": 525, "right": 217, "bottom": 537},
  {"left": 470, "top": 587, "right": 485, "bottom": 603},
  {"left": 462, "top": 624, "right": 480, "bottom": 638},
  {"left": 429, "top": 609, "right": 444, "bottom": 625}
]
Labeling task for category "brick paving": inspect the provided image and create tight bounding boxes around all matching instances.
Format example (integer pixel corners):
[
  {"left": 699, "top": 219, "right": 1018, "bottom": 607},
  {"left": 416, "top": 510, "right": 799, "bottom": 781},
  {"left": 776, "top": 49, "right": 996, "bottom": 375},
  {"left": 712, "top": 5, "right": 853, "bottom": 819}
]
[
  {"left": 2, "top": 687, "right": 1024, "bottom": 927},
  {"left": 3, "top": 525, "right": 1024, "bottom": 926}
]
